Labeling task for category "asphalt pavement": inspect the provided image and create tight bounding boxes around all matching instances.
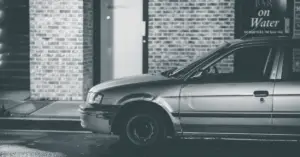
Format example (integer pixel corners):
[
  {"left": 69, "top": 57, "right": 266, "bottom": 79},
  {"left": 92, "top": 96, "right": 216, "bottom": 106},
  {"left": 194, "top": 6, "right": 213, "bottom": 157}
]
[
  {"left": 0, "top": 131, "right": 118, "bottom": 157},
  {"left": 2, "top": 130, "right": 300, "bottom": 157}
]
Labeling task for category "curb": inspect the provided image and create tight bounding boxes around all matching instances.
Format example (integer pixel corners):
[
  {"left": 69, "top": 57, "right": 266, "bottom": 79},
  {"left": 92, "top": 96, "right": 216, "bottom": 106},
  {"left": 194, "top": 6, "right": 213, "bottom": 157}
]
[
  {"left": 0, "top": 116, "right": 80, "bottom": 121},
  {"left": 0, "top": 129, "right": 92, "bottom": 134},
  {"left": 0, "top": 118, "right": 85, "bottom": 131}
]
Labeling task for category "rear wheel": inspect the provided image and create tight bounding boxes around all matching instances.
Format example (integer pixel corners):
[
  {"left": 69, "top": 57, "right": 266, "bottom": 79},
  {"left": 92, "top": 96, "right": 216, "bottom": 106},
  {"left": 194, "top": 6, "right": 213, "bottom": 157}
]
[{"left": 119, "top": 109, "right": 167, "bottom": 149}]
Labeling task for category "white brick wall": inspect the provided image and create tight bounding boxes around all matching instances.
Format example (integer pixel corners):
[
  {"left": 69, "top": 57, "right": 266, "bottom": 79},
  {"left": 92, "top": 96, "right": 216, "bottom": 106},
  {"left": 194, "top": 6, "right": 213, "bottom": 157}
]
[
  {"left": 148, "top": 0, "right": 235, "bottom": 74},
  {"left": 30, "top": 0, "right": 93, "bottom": 101}
]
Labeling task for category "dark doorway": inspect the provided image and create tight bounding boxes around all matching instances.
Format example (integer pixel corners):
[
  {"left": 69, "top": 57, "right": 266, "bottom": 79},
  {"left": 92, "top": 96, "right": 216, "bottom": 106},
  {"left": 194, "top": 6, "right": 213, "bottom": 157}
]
[
  {"left": 143, "top": 0, "right": 149, "bottom": 74},
  {"left": 0, "top": 0, "right": 30, "bottom": 90},
  {"left": 93, "top": 0, "right": 101, "bottom": 85},
  {"left": 93, "top": 0, "right": 149, "bottom": 83}
]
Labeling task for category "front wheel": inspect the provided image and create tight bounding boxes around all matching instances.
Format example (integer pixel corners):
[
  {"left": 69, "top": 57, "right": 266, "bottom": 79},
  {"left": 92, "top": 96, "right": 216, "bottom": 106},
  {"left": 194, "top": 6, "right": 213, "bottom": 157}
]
[{"left": 119, "top": 109, "right": 167, "bottom": 149}]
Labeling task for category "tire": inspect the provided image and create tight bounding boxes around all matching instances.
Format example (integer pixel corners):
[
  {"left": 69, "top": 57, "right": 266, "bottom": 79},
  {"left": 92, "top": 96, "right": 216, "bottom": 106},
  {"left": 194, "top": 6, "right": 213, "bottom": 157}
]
[{"left": 119, "top": 108, "right": 167, "bottom": 149}]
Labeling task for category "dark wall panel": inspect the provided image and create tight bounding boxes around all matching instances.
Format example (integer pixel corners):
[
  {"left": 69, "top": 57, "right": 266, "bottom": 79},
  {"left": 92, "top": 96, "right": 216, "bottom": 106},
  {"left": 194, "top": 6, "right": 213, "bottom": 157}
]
[{"left": 0, "top": 0, "right": 29, "bottom": 90}]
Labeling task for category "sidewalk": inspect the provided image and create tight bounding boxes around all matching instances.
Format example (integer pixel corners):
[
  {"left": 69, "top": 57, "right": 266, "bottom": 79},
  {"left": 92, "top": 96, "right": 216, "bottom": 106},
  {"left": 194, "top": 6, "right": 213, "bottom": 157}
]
[{"left": 0, "top": 92, "right": 86, "bottom": 131}]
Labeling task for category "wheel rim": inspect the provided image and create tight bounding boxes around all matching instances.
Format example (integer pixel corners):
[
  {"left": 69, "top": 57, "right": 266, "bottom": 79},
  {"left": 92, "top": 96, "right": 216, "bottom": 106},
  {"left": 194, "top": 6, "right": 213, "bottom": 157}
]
[{"left": 126, "top": 114, "right": 159, "bottom": 146}]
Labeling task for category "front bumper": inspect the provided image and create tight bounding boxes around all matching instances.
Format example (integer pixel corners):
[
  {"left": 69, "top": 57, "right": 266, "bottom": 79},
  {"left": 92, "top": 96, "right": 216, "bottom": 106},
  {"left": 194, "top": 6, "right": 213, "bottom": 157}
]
[{"left": 79, "top": 109, "right": 112, "bottom": 134}]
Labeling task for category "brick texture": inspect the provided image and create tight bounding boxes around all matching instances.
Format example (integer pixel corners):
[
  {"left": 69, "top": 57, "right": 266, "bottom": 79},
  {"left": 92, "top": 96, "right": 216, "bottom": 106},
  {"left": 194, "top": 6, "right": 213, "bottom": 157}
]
[
  {"left": 148, "top": 0, "right": 235, "bottom": 74},
  {"left": 83, "top": 0, "right": 94, "bottom": 100},
  {"left": 30, "top": 0, "right": 93, "bottom": 101}
]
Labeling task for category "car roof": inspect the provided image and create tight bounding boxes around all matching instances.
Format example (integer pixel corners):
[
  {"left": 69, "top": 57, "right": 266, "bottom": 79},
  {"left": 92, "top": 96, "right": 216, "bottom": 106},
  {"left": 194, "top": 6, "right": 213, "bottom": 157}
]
[{"left": 227, "top": 36, "right": 300, "bottom": 46}]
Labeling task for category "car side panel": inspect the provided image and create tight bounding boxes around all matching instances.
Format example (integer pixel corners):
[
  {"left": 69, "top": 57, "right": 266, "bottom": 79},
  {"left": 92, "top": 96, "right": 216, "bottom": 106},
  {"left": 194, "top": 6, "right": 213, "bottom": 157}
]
[
  {"left": 179, "top": 82, "right": 274, "bottom": 134},
  {"left": 272, "top": 82, "right": 300, "bottom": 134}
]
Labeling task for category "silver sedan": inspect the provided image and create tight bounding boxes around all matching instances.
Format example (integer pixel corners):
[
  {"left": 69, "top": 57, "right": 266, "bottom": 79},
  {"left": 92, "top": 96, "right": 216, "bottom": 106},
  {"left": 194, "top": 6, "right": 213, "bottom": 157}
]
[{"left": 79, "top": 36, "right": 300, "bottom": 149}]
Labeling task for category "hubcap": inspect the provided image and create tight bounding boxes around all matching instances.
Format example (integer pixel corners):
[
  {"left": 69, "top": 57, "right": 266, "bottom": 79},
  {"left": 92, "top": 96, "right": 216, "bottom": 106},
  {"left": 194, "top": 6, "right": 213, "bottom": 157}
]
[{"left": 126, "top": 115, "right": 158, "bottom": 146}]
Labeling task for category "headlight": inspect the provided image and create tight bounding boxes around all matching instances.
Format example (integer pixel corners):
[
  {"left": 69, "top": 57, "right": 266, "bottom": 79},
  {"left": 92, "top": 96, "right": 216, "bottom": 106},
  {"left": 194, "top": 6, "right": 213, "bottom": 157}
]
[{"left": 86, "top": 92, "right": 103, "bottom": 104}]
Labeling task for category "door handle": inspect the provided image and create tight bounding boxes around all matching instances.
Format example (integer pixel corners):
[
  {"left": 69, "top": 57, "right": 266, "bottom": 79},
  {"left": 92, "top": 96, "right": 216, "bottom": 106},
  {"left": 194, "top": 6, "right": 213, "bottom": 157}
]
[
  {"left": 254, "top": 91, "right": 269, "bottom": 97},
  {"left": 253, "top": 91, "right": 269, "bottom": 97}
]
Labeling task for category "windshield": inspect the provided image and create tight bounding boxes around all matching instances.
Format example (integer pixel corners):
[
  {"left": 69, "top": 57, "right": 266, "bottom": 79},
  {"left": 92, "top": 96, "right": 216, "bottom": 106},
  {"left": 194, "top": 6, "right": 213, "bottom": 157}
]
[{"left": 166, "top": 42, "right": 230, "bottom": 78}]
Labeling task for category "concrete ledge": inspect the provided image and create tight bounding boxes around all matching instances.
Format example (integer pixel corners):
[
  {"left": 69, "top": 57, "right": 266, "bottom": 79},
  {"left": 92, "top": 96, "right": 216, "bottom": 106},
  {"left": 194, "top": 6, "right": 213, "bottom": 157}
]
[
  {"left": 29, "top": 101, "right": 82, "bottom": 117},
  {"left": 0, "top": 129, "right": 92, "bottom": 134},
  {"left": 0, "top": 118, "right": 85, "bottom": 131},
  {"left": 0, "top": 100, "right": 85, "bottom": 131},
  {"left": 0, "top": 116, "right": 80, "bottom": 121},
  {"left": 8, "top": 101, "right": 54, "bottom": 116}
]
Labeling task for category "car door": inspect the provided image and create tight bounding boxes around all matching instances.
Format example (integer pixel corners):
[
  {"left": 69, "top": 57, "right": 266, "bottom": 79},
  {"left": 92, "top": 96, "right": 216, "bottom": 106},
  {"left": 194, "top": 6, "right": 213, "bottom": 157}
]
[
  {"left": 179, "top": 44, "right": 279, "bottom": 136},
  {"left": 272, "top": 42, "right": 300, "bottom": 136}
]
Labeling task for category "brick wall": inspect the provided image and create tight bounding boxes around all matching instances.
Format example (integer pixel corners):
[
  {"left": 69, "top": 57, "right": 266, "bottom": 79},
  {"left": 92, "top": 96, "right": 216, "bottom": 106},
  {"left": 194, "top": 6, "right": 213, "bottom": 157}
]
[
  {"left": 83, "top": 0, "right": 94, "bottom": 100},
  {"left": 148, "top": 0, "right": 235, "bottom": 74},
  {"left": 30, "top": 0, "right": 93, "bottom": 101}
]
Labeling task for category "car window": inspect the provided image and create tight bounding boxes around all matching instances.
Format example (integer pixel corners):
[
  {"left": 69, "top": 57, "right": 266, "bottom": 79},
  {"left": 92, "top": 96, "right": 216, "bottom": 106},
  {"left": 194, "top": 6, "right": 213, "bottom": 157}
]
[
  {"left": 190, "top": 46, "right": 275, "bottom": 83},
  {"left": 170, "top": 42, "right": 230, "bottom": 78},
  {"left": 280, "top": 46, "right": 300, "bottom": 81}
]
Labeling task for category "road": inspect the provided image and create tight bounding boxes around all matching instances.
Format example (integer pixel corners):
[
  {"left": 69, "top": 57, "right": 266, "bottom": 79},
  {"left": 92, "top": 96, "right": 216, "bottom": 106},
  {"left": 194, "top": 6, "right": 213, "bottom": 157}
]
[
  {"left": 1, "top": 130, "right": 300, "bottom": 157},
  {"left": 0, "top": 130, "right": 119, "bottom": 157}
]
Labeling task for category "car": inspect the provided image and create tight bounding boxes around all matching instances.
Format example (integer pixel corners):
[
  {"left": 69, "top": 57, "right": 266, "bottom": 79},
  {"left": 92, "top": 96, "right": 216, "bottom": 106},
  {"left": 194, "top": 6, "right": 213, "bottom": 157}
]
[{"left": 79, "top": 36, "right": 300, "bottom": 148}]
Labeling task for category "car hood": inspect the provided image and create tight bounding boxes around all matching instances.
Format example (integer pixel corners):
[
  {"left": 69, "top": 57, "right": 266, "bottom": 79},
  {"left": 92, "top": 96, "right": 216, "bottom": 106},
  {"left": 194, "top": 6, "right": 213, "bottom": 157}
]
[{"left": 89, "top": 74, "right": 171, "bottom": 92}]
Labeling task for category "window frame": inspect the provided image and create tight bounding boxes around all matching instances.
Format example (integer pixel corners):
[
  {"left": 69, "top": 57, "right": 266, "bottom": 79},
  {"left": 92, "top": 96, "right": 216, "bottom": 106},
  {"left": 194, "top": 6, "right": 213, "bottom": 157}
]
[
  {"left": 187, "top": 43, "right": 281, "bottom": 83},
  {"left": 276, "top": 43, "right": 300, "bottom": 81}
]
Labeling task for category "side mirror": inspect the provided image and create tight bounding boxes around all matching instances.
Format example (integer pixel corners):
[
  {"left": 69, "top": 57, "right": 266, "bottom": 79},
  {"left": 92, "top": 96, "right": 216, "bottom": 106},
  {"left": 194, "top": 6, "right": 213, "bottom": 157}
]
[
  {"left": 190, "top": 70, "right": 204, "bottom": 80},
  {"left": 188, "top": 68, "right": 212, "bottom": 82},
  {"left": 161, "top": 67, "right": 177, "bottom": 76}
]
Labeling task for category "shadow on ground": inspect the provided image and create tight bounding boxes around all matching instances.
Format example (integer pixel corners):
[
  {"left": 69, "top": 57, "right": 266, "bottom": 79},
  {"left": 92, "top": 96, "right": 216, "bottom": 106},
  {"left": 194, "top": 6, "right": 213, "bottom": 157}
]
[
  {"left": 6, "top": 132, "right": 300, "bottom": 157},
  {"left": 89, "top": 140, "right": 300, "bottom": 157}
]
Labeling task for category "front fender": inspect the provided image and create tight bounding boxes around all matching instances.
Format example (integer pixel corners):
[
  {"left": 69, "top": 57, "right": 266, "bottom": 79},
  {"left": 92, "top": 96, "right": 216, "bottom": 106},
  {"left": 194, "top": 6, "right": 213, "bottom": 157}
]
[
  {"left": 113, "top": 93, "right": 182, "bottom": 136},
  {"left": 116, "top": 93, "right": 156, "bottom": 106}
]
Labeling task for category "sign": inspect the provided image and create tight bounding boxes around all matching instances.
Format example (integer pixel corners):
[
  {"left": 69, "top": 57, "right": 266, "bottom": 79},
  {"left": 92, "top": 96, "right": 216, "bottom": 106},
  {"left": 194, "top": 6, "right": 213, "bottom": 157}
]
[{"left": 235, "top": 0, "right": 292, "bottom": 38}]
